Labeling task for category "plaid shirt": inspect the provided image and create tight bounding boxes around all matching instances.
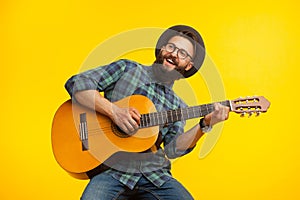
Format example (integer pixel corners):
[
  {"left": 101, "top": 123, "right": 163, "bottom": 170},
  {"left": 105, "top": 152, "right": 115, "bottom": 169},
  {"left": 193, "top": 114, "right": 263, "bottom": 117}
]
[{"left": 65, "top": 59, "right": 193, "bottom": 189}]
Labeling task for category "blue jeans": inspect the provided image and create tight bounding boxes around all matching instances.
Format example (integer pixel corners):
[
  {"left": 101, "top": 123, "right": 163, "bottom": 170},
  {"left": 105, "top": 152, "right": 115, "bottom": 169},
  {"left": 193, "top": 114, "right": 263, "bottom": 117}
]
[{"left": 81, "top": 172, "right": 194, "bottom": 200}]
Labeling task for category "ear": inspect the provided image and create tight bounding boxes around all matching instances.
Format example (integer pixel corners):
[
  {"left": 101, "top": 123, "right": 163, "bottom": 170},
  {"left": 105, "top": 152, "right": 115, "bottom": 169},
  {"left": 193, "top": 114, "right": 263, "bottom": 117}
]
[{"left": 184, "top": 62, "right": 194, "bottom": 71}]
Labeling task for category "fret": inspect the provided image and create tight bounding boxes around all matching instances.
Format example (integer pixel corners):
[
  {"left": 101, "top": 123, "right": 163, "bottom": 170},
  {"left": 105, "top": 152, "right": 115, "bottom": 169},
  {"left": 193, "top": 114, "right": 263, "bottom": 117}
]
[
  {"left": 177, "top": 109, "right": 183, "bottom": 121},
  {"left": 154, "top": 113, "right": 158, "bottom": 125},
  {"left": 186, "top": 108, "right": 190, "bottom": 119},
  {"left": 145, "top": 114, "right": 150, "bottom": 126},
  {"left": 205, "top": 104, "right": 209, "bottom": 115},
  {"left": 157, "top": 112, "right": 163, "bottom": 125},
  {"left": 140, "top": 115, "right": 144, "bottom": 127},
  {"left": 168, "top": 111, "right": 171, "bottom": 122},
  {"left": 180, "top": 109, "right": 184, "bottom": 119},
  {"left": 140, "top": 114, "right": 144, "bottom": 128},
  {"left": 175, "top": 109, "right": 178, "bottom": 121},
  {"left": 191, "top": 107, "right": 197, "bottom": 118},
  {"left": 196, "top": 107, "right": 200, "bottom": 117},
  {"left": 162, "top": 110, "right": 167, "bottom": 124},
  {"left": 190, "top": 107, "right": 197, "bottom": 118},
  {"left": 191, "top": 107, "right": 196, "bottom": 118},
  {"left": 147, "top": 113, "right": 151, "bottom": 126},
  {"left": 167, "top": 110, "right": 172, "bottom": 124},
  {"left": 198, "top": 105, "right": 203, "bottom": 117},
  {"left": 149, "top": 113, "right": 154, "bottom": 126}
]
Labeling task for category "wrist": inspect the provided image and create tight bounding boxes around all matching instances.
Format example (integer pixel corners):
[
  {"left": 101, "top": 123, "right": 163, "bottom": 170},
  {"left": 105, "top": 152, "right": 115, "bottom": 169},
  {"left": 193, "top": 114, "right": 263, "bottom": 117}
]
[
  {"left": 199, "top": 117, "right": 212, "bottom": 133},
  {"left": 204, "top": 116, "right": 211, "bottom": 126}
]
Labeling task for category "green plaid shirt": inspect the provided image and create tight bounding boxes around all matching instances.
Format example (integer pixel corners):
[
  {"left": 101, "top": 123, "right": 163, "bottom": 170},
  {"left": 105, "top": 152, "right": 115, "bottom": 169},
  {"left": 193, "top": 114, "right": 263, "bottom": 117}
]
[{"left": 65, "top": 59, "right": 193, "bottom": 189}]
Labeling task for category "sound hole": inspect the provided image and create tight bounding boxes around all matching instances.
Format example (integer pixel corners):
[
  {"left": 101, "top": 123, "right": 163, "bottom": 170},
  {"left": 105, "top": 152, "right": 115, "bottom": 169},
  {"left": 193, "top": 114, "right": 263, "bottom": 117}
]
[{"left": 111, "top": 123, "right": 137, "bottom": 138}]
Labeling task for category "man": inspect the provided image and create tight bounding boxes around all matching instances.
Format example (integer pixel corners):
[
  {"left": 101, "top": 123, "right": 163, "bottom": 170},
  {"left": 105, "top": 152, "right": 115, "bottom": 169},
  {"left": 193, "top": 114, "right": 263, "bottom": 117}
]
[{"left": 65, "top": 25, "right": 229, "bottom": 199}]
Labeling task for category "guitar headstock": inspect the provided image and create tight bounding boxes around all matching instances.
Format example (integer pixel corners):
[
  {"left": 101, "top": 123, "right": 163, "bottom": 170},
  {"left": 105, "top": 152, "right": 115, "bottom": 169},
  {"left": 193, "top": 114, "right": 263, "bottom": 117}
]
[{"left": 230, "top": 96, "right": 270, "bottom": 117}]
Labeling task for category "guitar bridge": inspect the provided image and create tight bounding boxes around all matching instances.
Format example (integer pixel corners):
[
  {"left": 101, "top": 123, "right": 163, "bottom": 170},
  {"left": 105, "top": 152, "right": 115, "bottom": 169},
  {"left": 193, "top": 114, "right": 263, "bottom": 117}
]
[{"left": 79, "top": 113, "right": 89, "bottom": 151}]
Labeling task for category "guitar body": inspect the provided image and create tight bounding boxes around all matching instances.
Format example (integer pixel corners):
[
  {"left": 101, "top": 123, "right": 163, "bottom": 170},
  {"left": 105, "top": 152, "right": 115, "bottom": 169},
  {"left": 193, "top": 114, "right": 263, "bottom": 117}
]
[{"left": 51, "top": 95, "right": 159, "bottom": 179}]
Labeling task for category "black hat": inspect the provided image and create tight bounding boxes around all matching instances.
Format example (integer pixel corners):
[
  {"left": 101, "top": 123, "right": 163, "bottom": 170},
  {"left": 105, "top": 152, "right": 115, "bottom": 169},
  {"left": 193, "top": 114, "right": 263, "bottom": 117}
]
[{"left": 155, "top": 25, "right": 206, "bottom": 78}]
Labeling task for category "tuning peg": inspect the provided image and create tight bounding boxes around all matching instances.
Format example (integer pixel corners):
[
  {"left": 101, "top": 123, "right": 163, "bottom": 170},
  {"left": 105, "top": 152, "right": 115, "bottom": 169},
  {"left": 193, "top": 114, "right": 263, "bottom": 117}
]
[
  {"left": 240, "top": 112, "right": 246, "bottom": 117},
  {"left": 255, "top": 107, "right": 261, "bottom": 117},
  {"left": 246, "top": 96, "right": 250, "bottom": 103},
  {"left": 238, "top": 97, "right": 243, "bottom": 104},
  {"left": 248, "top": 112, "right": 253, "bottom": 117},
  {"left": 253, "top": 96, "right": 258, "bottom": 102}
]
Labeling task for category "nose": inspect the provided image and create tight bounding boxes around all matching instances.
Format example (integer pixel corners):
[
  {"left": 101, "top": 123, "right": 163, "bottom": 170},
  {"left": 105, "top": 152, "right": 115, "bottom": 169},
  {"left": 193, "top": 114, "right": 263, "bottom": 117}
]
[{"left": 171, "top": 48, "right": 179, "bottom": 57}]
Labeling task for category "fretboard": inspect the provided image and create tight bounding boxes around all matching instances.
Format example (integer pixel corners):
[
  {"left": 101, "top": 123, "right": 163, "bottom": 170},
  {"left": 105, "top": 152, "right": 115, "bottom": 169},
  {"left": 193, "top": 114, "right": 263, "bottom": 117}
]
[{"left": 140, "top": 100, "right": 231, "bottom": 128}]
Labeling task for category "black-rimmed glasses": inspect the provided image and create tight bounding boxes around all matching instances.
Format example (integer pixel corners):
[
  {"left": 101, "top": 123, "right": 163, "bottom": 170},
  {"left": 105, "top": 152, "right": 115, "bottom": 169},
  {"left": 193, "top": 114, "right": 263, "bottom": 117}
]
[{"left": 164, "top": 43, "right": 193, "bottom": 60}]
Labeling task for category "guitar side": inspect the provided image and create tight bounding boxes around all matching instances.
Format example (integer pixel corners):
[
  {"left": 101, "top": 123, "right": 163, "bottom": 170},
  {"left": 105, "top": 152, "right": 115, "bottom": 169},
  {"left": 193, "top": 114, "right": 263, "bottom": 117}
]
[{"left": 51, "top": 95, "right": 159, "bottom": 179}]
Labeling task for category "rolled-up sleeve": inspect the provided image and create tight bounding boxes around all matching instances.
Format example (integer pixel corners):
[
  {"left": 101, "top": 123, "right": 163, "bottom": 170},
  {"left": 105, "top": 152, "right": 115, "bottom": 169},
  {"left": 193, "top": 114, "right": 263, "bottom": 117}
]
[
  {"left": 64, "top": 60, "right": 128, "bottom": 97},
  {"left": 65, "top": 74, "right": 99, "bottom": 97}
]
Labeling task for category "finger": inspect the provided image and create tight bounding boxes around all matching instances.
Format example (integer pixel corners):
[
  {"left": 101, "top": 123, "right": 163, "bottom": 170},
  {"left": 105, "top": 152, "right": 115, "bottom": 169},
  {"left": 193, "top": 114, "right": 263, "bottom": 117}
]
[
  {"left": 131, "top": 113, "right": 141, "bottom": 125},
  {"left": 130, "top": 108, "right": 141, "bottom": 125},
  {"left": 214, "top": 103, "right": 220, "bottom": 112},
  {"left": 222, "top": 108, "right": 227, "bottom": 120},
  {"left": 220, "top": 106, "right": 229, "bottom": 120},
  {"left": 125, "top": 122, "right": 134, "bottom": 132},
  {"left": 213, "top": 104, "right": 225, "bottom": 121},
  {"left": 124, "top": 120, "right": 139, "bottom": 135},
  {"left": 118, "top": 123, "right": 129, "bottom": 134},
  {"left": 130, "top": 108, "right": 141, "bottom": 117},
  {"left": 129, "top": 118, "right": 139, "bottom": 129},
  {"left": 224, "top": 107, "right": 230, "bottom": 120}
]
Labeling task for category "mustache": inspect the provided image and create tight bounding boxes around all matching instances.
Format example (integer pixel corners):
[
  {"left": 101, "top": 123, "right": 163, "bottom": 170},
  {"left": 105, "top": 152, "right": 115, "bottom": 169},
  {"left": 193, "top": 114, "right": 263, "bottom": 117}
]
[
  {"left": 154, "top": 51, "right": 188, "bottom": 76},
  {"left": 164, "top": 54, "right": 179, "bottom": 67},
  {"left": 154, "top": 51, "right": 179, "bottom": 67}
]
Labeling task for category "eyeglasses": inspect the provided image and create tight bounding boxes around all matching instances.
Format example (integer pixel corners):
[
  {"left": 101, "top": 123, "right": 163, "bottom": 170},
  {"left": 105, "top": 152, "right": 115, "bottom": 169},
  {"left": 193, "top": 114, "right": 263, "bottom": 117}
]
[{"left": 163, "top": 43, "right": 193, "bottom": 60}]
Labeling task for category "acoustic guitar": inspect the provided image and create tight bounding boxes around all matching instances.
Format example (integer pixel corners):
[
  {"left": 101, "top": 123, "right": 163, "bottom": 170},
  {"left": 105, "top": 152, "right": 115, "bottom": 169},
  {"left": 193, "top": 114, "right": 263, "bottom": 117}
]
[{"left": 51, "top": 94, "right": 270, "bottom": 179}]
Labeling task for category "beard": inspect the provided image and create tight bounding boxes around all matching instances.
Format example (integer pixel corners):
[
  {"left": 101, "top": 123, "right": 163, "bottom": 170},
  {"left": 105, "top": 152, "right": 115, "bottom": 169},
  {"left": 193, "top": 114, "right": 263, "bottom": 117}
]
[{"left": 152, "top": 52, "right": 186, "bottom": 83}]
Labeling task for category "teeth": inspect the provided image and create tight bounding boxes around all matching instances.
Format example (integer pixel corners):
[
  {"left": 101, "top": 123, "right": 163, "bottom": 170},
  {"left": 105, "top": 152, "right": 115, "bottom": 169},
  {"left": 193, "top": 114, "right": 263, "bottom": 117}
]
[{"left": 167, "top": 59, "right": 174, "bottom": 64}]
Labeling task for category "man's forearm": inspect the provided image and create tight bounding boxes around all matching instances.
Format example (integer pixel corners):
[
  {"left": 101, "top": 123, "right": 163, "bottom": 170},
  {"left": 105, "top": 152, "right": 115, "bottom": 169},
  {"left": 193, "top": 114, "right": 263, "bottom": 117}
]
[
  {"left": 176, "top": 124, "right": 205, "bottom": 151},
  {"left": 74, "top": 90, "right": 114, "bottom": 119}
]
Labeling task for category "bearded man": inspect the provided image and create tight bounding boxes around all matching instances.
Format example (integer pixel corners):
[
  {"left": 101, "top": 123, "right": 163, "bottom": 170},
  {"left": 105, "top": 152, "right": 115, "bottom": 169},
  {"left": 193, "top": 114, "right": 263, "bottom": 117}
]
[{"left": 65, "top": 25, "right": 229, "bottom": 200}]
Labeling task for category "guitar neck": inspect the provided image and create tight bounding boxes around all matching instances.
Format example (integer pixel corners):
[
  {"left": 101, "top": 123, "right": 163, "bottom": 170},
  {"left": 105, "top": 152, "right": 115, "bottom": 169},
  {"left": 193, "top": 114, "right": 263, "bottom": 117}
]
[{"left": 140, "top": 100, "right": 231, "bottom": 128}]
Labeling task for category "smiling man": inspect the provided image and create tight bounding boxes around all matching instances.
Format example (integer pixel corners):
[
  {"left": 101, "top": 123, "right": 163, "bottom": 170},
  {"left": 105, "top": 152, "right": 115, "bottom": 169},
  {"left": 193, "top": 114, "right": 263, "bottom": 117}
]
[{"left": 65, "top": 25, "right": 229, "bottom": 200}]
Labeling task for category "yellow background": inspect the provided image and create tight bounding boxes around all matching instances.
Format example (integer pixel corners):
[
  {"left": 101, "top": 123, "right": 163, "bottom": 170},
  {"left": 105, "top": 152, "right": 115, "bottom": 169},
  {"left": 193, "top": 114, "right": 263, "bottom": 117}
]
[{"left": 1, "top": 0, "right": 299, "bottom": 199}]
